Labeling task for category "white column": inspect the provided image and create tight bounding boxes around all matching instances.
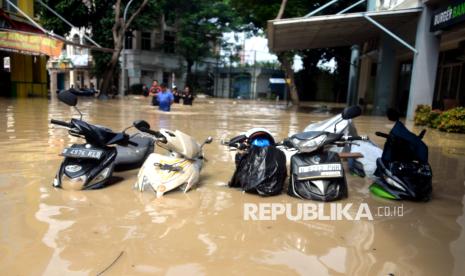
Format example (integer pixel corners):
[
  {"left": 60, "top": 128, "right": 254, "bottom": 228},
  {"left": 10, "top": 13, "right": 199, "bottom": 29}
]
[{"left": 406, "top": 5, "right": 440, "bottom": 120}]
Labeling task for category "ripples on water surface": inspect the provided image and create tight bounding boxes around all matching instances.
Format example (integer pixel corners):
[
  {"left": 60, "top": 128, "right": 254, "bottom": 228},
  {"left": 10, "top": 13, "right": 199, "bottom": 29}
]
[{"left": 0, "top": 96, "right": 464, "bottom": 275}]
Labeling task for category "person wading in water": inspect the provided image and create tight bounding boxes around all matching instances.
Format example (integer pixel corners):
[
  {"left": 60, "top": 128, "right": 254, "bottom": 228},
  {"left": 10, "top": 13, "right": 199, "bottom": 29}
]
[
  {"left": 182, "top": 85, "right": 194, "bottom": 106},
  {"left": 157, "top": 83, "right": 174, "bottom": 112},
  {"left": 149, "top": 80, "right": 161, "bottom": 106}
]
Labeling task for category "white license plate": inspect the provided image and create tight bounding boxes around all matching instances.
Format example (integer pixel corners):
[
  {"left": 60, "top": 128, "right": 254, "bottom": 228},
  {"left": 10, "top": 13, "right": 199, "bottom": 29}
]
[
  {"left": 62, "top": 148, "right": 103, "bottom": 159},
  {"left": 297, "top": 163, "right": 343, "bottom": 180}
]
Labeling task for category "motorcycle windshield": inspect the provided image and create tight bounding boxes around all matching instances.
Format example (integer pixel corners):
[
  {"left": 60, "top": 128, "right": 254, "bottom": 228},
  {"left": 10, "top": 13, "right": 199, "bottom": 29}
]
[
  {"left": 303, "top": 114, "right": 349, "bottom": 133},
  {"left": 292, "top": 131, "right": 326, "bottom": 141},
  {"left": 382, "top": 121, "right": 428, "bottom": 163}
]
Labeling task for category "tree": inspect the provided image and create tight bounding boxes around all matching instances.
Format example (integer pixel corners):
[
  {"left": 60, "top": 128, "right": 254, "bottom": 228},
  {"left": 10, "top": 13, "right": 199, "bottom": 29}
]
[
  {"left": 162, "top": 0, "right": 245, "bottom": 86},
  {"left": 39, "top": 0, "right": 160, "bottom": 96},
  {"left": 230, "top": 0, "right": 308, "bottom": 105}
]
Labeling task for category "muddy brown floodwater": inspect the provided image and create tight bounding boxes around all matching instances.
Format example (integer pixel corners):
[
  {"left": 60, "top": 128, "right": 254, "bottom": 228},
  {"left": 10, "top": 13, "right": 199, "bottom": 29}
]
[{"left": 0, "top": 96, "right": 465, "bottom": 275}]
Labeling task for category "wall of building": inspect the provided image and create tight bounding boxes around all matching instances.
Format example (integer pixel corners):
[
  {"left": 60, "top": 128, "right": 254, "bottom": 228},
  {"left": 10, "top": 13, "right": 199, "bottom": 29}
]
[
  {"left": 18, "top": 0, "right": 33, "bottom": 16},
  {"left": 9, "top": 53, "right": 47, "bottom": 97},
  {"left": 1, "top": 1, "right": 49, "bottom": 98}
]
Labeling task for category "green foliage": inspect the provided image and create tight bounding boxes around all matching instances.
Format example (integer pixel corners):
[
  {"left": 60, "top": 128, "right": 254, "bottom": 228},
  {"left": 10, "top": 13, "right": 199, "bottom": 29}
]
[
  {"left": 230, "top": 0, "right": 365, "bottom": 101},
  {"left": 38, "top": 0, "right": 162, "bottom": 78},
  {"left": 168, "top": 0, "right": 245, "bottom": 71},
  {"left": 437, "top": 107, "right": 465, "bottom": 133},
  {"left": 414, "top": 105, "right": 465, "bottom": 133},
  {"left": 428, "top": 109, "right": 442, "bottom": 129},
  {"left": 230, "top": 0, "right": 365, "bottom": 31},
  {"left": 414, "top": 105, "right": 432, "bottom": 126}
]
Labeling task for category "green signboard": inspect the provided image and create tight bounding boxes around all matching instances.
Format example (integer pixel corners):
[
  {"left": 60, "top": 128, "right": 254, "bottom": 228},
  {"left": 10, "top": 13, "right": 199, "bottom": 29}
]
[{"left": 431, "top": 0, "right": 465, "bottom": 31}]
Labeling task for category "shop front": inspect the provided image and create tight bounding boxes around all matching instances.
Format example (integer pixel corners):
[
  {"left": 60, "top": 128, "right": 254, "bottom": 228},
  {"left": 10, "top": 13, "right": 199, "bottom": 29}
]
[
  {"left": 431, "top": 0, "right": 465, "bottom": 109},
  {"left": 267, "top": 0, "right": 465, "bottom": 119},
  {"left": 0, "top": 5, "right": 63, "bottom": 97}
]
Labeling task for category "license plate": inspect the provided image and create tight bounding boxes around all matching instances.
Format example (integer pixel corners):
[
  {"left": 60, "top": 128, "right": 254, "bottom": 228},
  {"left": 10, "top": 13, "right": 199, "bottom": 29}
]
[
  {"left": 61, "top": 148, "right": 103, "bottom": 159},
  {"left": 296, "top": 163, "right": 343, "bottom": 180}
]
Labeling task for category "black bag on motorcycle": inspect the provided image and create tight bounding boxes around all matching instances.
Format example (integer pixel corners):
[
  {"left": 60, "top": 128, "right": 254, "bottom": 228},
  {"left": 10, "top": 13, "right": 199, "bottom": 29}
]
[{"left": 229, "top": 145, "right": 286, "bottom": 196}]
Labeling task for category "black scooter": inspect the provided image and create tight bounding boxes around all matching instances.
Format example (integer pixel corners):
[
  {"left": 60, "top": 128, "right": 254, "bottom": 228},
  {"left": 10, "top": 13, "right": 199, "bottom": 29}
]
[
  {"left": 370, "top": 109, "right": 433, "bottom": 201},
  {"left": 51, "top": 91, "right": 154, "bottom": 190},
  {"left": 283, "top": 106, "right": 364, "bottom": 201}
]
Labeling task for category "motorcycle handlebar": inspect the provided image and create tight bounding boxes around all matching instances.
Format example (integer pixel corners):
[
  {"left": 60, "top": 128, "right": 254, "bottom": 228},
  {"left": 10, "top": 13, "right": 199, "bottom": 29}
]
[
  {"left": 140, "top": 128, "right": 167, "bottom": 143},
  {"left": 375, "top": 132, "right": 389, "bottom": 139},
  {"left": 51, "top": 119, "right": 72, "bottom": 128},
  {"left": 346, "top": 135, "right": 367, "bottom": 141},
  {"left": 127, "top": 140, "right": 138, "bottom": 147}
]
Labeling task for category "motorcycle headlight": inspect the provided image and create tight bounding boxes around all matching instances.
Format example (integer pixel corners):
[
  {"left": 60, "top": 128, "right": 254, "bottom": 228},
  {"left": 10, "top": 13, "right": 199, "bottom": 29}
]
[
  {"left": 88, "top": 166, "right": 112, "bottom": 187},
  {"left": 61, "top": 174, "right": 87, "bottom": 190},
  {"left": 293, "top": 134, "right": 327, "bottom": 152},
  {"left": 384, "top": 174, "right": 406, "bottom": 191}
]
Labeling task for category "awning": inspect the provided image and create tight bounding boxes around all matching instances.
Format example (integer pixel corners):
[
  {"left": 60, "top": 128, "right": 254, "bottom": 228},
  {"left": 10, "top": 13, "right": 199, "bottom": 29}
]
[{"left": 267, "top": 8, "right": 422, "bottom": 52}]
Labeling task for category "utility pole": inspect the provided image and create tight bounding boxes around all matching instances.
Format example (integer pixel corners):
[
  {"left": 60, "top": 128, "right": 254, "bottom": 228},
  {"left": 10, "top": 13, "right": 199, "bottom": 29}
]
[{"left": 252, "top": 50, "right": 257, "bottom": 100}]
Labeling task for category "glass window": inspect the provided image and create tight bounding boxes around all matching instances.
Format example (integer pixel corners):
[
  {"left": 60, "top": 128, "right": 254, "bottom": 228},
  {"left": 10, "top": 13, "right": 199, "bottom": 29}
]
[
  {"left": 2, "top": 0, "right": 18, "bottom": 12},
  {"left": 141, "top": 32, "right": 151, "bottom": 50},
  {"left": 125, "top": 31, "right": 133, "bottom": 49},
  {"left": 163, "top": 31, "right": 176, "bottom": 54}
]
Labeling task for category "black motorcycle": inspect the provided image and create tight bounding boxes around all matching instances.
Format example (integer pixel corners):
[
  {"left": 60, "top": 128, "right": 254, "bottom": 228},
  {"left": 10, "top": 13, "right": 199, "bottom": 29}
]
[
  {"left": 51, "top": 91, "right": 154, "bottom": 190},
  {"left": 370, "top": 109, "right": 433, "bottom": 201},
  {"left": 284, "top": 106, "right": 364, "bottom": 201}
]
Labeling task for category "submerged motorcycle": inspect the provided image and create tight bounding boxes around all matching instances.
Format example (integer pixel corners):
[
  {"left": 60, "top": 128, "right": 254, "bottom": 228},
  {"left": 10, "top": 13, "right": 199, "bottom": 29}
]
[
  {"left": 282, "top": 106, "right": 366, "bottom": 201},
  {"left": 133, "top": 120, "right": 213, "bottom": 197},
  {"left": 302, "top": 107, "right": 382, "bottom": 178},
  {"left": 370, "top": 109, "right": 433, "bottom": 201},
  {"left": 225, "top": 128, "right": 287, "bottom": 196},
  {"left": 51, "top": 91, "right": 154, "bottom": 190}
]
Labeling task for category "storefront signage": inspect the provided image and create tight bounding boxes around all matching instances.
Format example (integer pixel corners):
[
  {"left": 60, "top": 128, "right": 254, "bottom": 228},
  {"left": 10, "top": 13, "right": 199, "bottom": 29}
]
[
  {"left": 431, "top": 0, "right": 465, "bottom": 32},
  {"left": 0, "top": 30, "right": 63, "bottom": 57}
]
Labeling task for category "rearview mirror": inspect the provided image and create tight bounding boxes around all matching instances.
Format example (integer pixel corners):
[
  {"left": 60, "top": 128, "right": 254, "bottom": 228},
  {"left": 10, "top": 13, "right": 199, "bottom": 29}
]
[
  {"left": 204, "top": 136, "right": 213, "bottom": 144},
  {"left": 58, "top": 90, "right": 77, "bottom": 106},
  {"left": 342, "top": 105, "right": 362, "bottom": 120},
  {"left": 133, "top": 120, "right": 151, "bottom": 131}
]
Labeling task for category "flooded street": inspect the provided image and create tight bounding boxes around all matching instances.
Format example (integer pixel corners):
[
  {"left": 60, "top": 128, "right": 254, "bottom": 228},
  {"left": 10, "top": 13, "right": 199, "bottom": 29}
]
[{"left": 1, "top": 96, "right": 464, "bottom": 275}]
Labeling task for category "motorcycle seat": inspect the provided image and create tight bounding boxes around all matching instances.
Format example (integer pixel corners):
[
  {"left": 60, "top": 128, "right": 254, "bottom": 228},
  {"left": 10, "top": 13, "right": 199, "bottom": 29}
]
[{"left": 114, "top": 134, "right": 155, "bottom": 171}]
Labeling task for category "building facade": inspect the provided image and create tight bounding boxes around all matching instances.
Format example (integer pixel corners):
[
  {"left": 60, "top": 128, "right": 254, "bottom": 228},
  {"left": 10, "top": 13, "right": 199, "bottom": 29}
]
[
  {"left": 0, "top": 0, "right": 61, "bottom": 97},
  {"left": 268, "top": 0, "right": 465, "bottom": 118},
  {"left": 214, "top": 66, "right": 285, "bottom": 99},
  {"left": 121, "top": 16, "right": 217, "bottom": 93},
  {"left": 48, "top": 27, "right": 97, "bottom": 92}
]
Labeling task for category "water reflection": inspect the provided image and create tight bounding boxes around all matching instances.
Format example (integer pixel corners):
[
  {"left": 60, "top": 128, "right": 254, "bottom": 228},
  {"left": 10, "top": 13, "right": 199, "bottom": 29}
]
[{"left": 0, "top": 96, "right": 464, "bottom": 275}]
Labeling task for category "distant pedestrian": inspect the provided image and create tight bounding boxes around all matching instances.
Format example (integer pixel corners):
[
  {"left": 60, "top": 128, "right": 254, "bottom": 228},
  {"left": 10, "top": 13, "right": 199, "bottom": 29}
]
[
  {"left": 142, "top": 84, "right": 149, "bottom": 97},
  {"left": 149, "top": 80, "right": 161, "bottom": 106},
  {"left": 182, "top": 85, "right": 194, "bottom": 105},
  {"left": 172, "top": 87, "right": 181, "bottom": 103},
  {"left": 157, "top": 83, "right": 174, "bottom": 112},
  {"left": 89, "top": 82, "right": 96, "bottom": 93}
]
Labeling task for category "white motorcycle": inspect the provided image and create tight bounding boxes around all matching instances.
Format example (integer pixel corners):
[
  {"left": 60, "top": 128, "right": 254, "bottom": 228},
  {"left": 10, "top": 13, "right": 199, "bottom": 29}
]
[
  {"left": 132, "top": 120, "right": 213, "bottom": 197},
  {"left": 301, "top": 106, "right": 382, "bottom": 178}
]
